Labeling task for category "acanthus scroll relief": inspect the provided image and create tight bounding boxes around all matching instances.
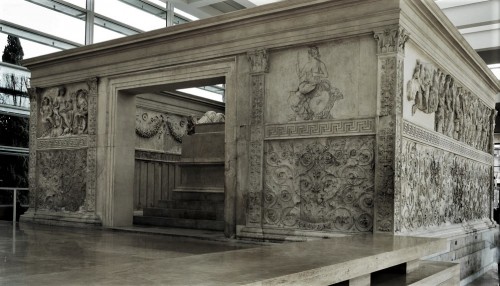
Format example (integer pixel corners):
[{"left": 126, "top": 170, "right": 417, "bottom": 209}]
[
  {"left": 37, "top": 149, "right": 87, "bottom": 212},
  {"left": 39, "top": 86, "right": 89, "bottom": 138},
  {"left": 288, "top": 46, "right": 344, "bottom": 121},
  {"left": 406, "top": 60, "right": 493, "bottom": 153},
  {"left": 263, "top": 137, "right": 374, "bottom": 232},
  {"left": 399, "top": 139, "right": 490, "bottom": 232}
]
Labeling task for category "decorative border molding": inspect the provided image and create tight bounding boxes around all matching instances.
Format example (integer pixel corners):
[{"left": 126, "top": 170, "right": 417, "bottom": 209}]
[
  {"left": 37, "top": 136, "right": 88, "bottom": 150},
  {"left": 85, "top": 77, "right": 98, "bottom": 212},
  {"left": 402, "top": 120, "right": 492, "bottom": 165},
  {"left": 28, "top": 87, "right": 40, "bottom": 209},
  {"left": 264, "top": 118, "right": 375, "bottom": 140},
  {"left": 135, "top": 150, "right": 181, "bottom": 162}
]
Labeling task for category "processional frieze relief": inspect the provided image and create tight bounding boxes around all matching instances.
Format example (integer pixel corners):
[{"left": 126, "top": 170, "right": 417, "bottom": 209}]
[
  {"left": 263, "top": 137, "right": 375, "bottom": 232},
  {"left": 406, "top": 60, "right": 493, "bottom": 153},
  {"left": 399, "top": 139, "right": 490, "bottom": 232},
  {"left": 264, "top": 118, "right": 375, "bottom": 140}
]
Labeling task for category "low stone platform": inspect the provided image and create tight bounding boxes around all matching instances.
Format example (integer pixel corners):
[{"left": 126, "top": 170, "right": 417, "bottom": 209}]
[
  {"left": 3, "top": 222, "right": 457, "bottom": 285},
  {"left": 151, "top": 234, "right": 450, "bottom": 285}
]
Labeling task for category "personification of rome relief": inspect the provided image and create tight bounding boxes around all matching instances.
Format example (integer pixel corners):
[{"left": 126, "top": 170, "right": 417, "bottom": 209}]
[{"left": 288, "top": 46, "right": 344, "bottom": 121}]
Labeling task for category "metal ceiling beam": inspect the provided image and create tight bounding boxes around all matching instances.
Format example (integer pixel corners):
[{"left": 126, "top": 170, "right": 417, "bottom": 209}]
[
  {"left": 119, "top": 0, "right": 189, "bottom": 24},
  {"left": 478, "top": 48, "right": 500, "bottom": 65},
  {"left": 187, "top": 0, "right": 225, "bottom": 8},
  {"left": 0, "top": 20, "right": 81, "bottom": 50},
  {"left": 160, "top": 0, "right": 219, "bottom": 19},
  {"left": 25, "top": 0, "right": 86, "bottom": 18},
  {"left": 119, "top": 0, "right": 168, "bottom": 18},
  {"left": 26, "top": 0, "right": 143, "bottom": 35},
  {"left": 94, "top": 14, "right": 144, "bottom": 35}
]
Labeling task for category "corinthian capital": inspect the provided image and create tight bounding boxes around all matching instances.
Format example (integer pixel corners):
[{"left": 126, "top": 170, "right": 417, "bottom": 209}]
[
  {"left": 374, "top": 26, "right": 410, "bottom": 55},
  {"left": 247, "top": 49, "right": 269, "bottom": 74}
]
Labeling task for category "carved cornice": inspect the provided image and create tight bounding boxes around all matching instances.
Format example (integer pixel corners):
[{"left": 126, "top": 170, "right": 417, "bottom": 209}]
[
  {"left": 402, "top": 120, "right": 492, "bottom": 165},
  {"left": 374, "top": 26, "right": 410, "bottom": 55},
  {"left": 247, "top": 49, "right": 269, "bottom": 74},
  {"left": 135, "top": 150, "right": 181, "bottom": 162},
  {"left": 264, "top": 118, "right": 375, "bottom": 140}
]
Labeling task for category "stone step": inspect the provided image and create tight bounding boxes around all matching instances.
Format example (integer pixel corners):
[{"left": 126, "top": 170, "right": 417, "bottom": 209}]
[
  {"left": 143, "top": 207, "right": 223, "bottom": 220},
  {"left": 158, "top": 200, "right": 224, "bottom": 211},
  {"left": 370, "top": 260, "right": 460, "bottom": 286},
  {"left": 133, "top": 215, "right": 224, "bottom": 231},
  {"left": 171, "top": 191, "right": 224, "bottom": 202}
]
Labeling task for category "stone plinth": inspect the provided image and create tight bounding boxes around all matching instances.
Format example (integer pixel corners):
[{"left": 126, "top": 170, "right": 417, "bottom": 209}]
[{"left": 175, "top": 122, "right": 224, "bottom": 193}]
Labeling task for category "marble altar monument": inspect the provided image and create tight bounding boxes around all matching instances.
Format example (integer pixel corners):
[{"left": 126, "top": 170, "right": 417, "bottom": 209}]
[{"left": 22, "top": 0, "right": 500, "bottom": 282}]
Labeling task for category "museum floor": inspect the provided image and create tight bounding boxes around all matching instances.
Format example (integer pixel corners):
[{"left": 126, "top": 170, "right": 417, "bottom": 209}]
[{"left": 0, "top": 221, "right": 497, "bottom": 285}]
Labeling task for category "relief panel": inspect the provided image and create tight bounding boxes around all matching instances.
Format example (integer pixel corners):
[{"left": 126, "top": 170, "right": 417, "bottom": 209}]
[
  {"left": 36, "top": 149, "right": 87, "bottom": 212},
  {"left": 37, "top": 84, "right": 90, "bottom": 138},
  {"left": 263, "top": 136, "right": 375, "bottom": 232},
  {"left": 265, "top": 37, "right": 377, "bottom": 124},
  {"left": 399, "top": 139, "right": 490, "bottom": 232},
  {"left": 135, "top": 108, "right": 189, "bottom": 154},
  {"left": 405, "top": 58, "right": 493, "bottom": 153}
]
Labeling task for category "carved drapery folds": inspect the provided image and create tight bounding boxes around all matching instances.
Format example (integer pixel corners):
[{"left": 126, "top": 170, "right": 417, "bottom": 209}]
[
  {"left": 288, "top": 46, "right": 344, "bottom": 121},
  {"left": 399, "top": 139, "right": 490, "bottom": 231},
  {"left": 263, "top": 137, "right": 375, "bottom": 232},
  {"left": 406, "top": 60, "right": 493, "bottom": 153},
  {"left": 373, "top": 26, "right": 409, "bottom": 233},
  {"left": 38, "top": 86, "right": 89, "bottom": 138},
  {"left": 246, "top": 49, "right": 269, "bottom": 226}
]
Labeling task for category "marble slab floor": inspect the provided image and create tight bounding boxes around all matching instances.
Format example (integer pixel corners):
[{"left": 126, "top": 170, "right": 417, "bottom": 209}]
[{"left": 0, "top": 221, "right": 256, "bottom": 285}]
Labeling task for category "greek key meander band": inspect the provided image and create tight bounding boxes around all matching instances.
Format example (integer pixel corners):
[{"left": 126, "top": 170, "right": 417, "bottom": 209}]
[
  {"left": 402, "top": 120, "right": 492, "bottom": 165},
  {"left": 264, "top": 118, "right": 376, "bottom": 140},
  {"left": 37, "top": 136, "right": 89, "bottom": 150}
]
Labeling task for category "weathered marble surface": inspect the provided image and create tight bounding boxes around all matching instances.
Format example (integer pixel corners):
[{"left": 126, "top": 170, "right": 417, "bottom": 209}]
[
  {"left": 135, "top": 108, "right": 189, "bottom": 154},
  {"left": 262, "top": 136, "right": 374, "bottom": 232}
]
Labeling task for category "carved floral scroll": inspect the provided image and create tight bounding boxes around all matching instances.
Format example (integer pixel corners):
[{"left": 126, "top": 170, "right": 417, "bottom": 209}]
[{"left": 263, "top": 137, "right": 375, "bottom": 232}]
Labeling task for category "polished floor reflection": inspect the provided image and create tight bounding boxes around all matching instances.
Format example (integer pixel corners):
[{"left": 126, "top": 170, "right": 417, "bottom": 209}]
[{"left": 0, "top": 222, "right": 255, "bottom": 285}]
